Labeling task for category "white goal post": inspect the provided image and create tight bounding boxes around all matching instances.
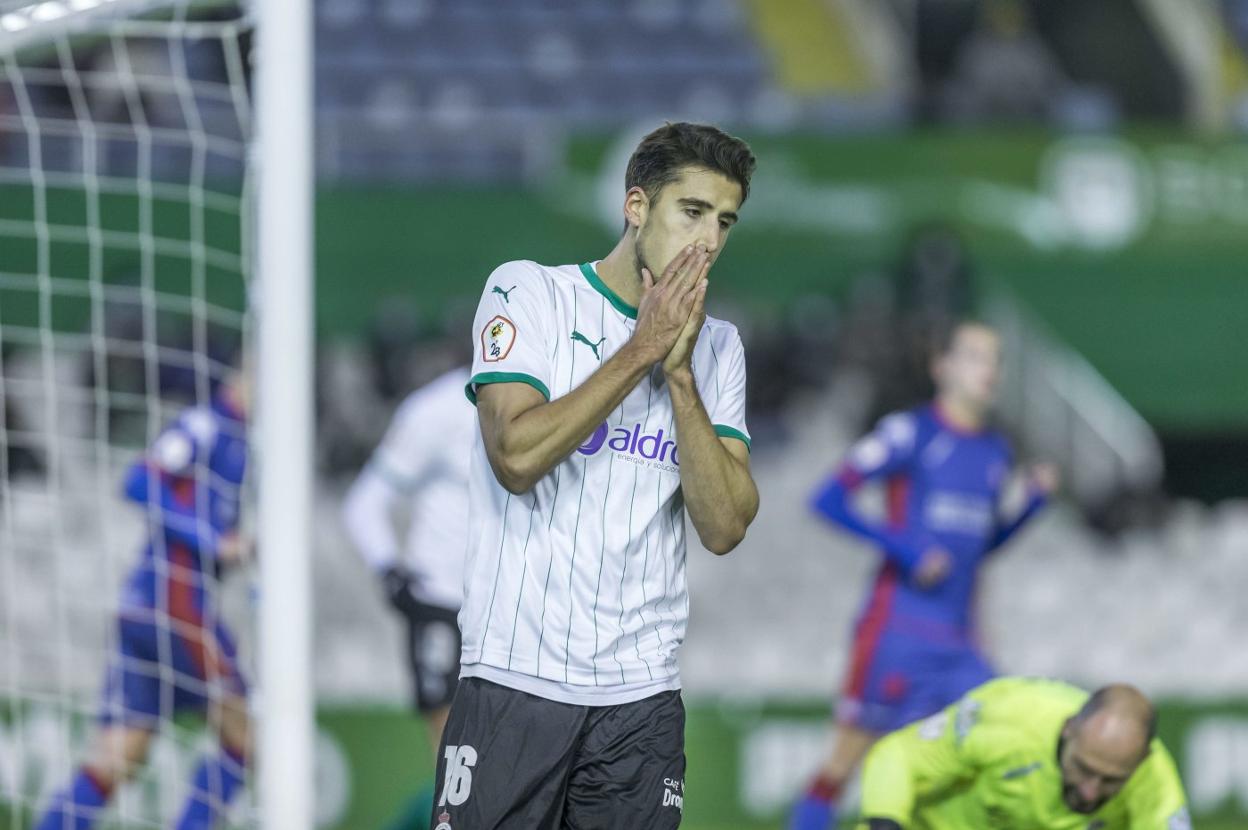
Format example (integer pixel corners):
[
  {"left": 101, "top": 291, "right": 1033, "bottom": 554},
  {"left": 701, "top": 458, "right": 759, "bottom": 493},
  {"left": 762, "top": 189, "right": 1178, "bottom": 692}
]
[{"left": 254, "top": 0, "right": 314, "bottom": 828}]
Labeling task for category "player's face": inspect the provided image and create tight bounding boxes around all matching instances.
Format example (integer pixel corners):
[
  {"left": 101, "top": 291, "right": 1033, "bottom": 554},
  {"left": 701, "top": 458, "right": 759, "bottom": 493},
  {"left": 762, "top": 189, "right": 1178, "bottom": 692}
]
[
  {"left": 632, "top": 165, "right": 742, "bottom": 278},
  {"left": 1058, "top": 729, "right": 1138, "bottom": 813},
  {"left": 935, "top": 325, "right": 1001, "bottom": 411}
]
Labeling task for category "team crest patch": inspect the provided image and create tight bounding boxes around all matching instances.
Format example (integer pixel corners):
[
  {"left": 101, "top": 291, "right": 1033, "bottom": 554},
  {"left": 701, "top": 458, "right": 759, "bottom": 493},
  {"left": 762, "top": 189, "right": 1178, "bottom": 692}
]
[{"left": 481, "top": 315, "right": 516, "bottom": 362}]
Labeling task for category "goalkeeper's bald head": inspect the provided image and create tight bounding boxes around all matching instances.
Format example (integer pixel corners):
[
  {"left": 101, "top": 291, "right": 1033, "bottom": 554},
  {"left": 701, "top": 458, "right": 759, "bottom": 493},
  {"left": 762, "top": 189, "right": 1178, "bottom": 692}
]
[{"left": 1059, "top": 684, "right": 1157, "bottom": 813}]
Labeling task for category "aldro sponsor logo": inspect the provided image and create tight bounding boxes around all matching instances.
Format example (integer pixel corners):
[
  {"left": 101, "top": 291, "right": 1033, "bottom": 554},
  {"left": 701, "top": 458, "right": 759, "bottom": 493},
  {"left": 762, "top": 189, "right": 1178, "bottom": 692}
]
[
  {"left": 578, "top": 422, "right": 679, "bottom": 470},
  {"left": 662, "top": 777, "right": 684, "bottom": 812}
]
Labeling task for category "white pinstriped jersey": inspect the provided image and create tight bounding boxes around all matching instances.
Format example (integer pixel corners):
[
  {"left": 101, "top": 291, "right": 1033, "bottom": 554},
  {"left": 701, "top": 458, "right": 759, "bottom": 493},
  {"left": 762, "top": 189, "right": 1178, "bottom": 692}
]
[{"left": 461, "top": 259, "right": 750, "bottom": 705}]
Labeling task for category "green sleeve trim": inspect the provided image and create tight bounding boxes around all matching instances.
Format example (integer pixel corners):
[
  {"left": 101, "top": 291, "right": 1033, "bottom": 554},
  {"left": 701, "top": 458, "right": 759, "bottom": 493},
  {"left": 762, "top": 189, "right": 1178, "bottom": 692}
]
[
  {"left": 714, "top": 424, "right": 752, "bottom": 451},
  {"left": 465, "top": 372, "right": 551, "bottom": 405}
]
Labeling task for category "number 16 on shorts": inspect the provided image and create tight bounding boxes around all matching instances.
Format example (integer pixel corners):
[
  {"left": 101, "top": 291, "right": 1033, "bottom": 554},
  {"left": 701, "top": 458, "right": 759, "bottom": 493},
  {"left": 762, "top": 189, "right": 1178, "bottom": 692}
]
[{"left": 439, "top": 744, "right": 478, "bottom": 807}]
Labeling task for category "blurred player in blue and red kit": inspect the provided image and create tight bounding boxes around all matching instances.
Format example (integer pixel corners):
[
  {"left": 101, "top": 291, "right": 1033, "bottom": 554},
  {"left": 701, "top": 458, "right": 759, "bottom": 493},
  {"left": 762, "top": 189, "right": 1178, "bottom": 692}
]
[
  {"left": 38, "top": 366, "right": 252, "bottom": 830},
  {"left": 788, "top": 321, "right": 1058, "bottom": 830}
]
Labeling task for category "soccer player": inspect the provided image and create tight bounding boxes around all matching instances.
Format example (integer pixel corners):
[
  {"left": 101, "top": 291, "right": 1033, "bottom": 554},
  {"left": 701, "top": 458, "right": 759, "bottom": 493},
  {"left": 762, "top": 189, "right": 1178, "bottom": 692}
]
[
  {"left": 432, "top": 122, "right": 759, "bottom": 829},
  {"left": 790, "top": 321, "right": 1057, "bottom": 830},
  {"left": 858, "top": 676, "right": 1190, "bottom": 829},
  {"left": 341, "top": 364, "right": 473, "bottom": 829},
  {"left": 37, "top": 368, "right": 251, "bottom": 830}
]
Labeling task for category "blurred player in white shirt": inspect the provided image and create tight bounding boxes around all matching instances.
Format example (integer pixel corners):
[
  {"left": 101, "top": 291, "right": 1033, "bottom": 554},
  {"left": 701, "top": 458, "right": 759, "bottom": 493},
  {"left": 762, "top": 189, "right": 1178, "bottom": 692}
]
[{"left": 342, "top": 365, "right": 474, "bottom": 829}]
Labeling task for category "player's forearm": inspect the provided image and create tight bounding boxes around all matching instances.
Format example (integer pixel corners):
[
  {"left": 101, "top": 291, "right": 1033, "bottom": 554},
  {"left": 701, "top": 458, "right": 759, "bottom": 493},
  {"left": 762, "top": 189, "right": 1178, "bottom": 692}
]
[
  {"left": 810, "top": 478, "right": 922, "bottom": 571},
  {"left": 986, "top": 490, "right": 1047, "bottom": 553},
  {"left": 487, "top": 342, "right": 658, "bottom": 493},
  {"left": 668, "top": 372, "right": 757, "bottom": 554}
]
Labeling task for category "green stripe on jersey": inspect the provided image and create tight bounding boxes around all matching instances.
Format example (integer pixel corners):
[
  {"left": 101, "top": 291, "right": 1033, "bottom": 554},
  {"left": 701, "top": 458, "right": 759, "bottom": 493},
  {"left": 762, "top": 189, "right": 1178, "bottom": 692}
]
[
  {"left": 714, "top": 424, "right": 752, "bottom": 451},
  {"left": 579, "top": 262, "right": 638, "bottom": 319},
  {"left": 466, "top": 371, "right": 551, "bottom": 404}
]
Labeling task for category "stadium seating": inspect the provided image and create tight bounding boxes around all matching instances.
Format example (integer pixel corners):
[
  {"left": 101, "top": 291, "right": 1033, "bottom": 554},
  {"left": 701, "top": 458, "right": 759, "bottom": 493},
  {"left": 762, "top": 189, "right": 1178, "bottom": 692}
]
[{"left": 315, "top": 0, "right": 773, "bottom": 180}]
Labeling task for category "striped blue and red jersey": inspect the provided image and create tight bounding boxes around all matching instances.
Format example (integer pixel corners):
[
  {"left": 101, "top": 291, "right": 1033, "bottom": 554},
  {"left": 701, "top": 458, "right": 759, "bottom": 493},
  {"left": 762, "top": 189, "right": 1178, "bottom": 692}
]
[
  {"left": 119, "top": 393, "right": 247, "bottom": 615},
  {"left": 811, "top": 404, "right": 1045, "bottom": 643}
]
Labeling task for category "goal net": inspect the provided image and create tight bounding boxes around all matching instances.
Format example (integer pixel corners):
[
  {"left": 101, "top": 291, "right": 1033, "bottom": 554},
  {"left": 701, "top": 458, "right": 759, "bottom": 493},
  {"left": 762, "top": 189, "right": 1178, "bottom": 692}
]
[{"left": 0, "top": 1, "right": 254, "bottom": 826}]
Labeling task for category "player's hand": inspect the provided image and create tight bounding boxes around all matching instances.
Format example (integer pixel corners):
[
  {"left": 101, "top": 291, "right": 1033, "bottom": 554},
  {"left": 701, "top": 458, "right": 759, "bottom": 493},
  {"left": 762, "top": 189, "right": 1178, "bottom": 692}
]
[
  {"left": 381, "top": 564, "right": 422, "bottom": 616},
  {"left": 661, "top": 264, "right": 708, "bottom": 378},
  {"left": 630, "top": 245, "right": 710, "bottom": 366},
  {"left": 1026, "top": 462, "right": 1060, "bottom": 496},
  {"left": 913, "top": 547, "right": 953, "bottom": 589}
]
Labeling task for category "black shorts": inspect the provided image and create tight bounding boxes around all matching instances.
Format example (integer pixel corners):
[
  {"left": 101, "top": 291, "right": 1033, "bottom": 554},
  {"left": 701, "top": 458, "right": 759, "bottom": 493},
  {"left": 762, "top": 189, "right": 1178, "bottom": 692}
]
[
  {"left": 402, "top": 599, "right": 461, "bottom": 713},
  {"left": 430, "top": 678, "right": 686, "bottom": 830}
]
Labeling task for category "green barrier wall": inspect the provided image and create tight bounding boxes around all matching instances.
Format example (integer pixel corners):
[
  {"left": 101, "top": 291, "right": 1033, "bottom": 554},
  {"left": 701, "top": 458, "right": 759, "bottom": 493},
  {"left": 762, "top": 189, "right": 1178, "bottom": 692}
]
[
  {"left": 314, "top": 698, "right": 1248, "bottom": 830},
  {"left": 4, "top": 697, "right": 1246, "bottom": 828}
]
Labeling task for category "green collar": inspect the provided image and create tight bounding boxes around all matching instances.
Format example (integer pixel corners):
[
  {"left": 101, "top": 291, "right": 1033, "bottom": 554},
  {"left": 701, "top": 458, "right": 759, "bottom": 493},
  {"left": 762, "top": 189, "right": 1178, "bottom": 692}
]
[{"left": 579, "top": 262, "right": 638, "bottom": 320}]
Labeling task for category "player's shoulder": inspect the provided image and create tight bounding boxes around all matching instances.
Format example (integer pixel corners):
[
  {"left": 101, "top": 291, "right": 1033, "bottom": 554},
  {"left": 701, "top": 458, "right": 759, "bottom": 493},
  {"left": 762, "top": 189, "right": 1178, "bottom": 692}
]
[
  {"left": 985, "top": 427, "right": 1011, "bottom": 447},
  {"left": 174, "top": 405, "right": 221, "bottom": 446},
  {"left": 871, "top": 408, "right": 923, "bottom": 449},
  {"left": 150, "top": 405, "right": 219, "bottom": 472},
  {"left": 937, "top": 678, "right": 1084, "bottom": 762},
  {"left": 971, "top": 676, "right": 1086, "bottom": 724},
  {"left": 1129, "top": 736, "right": 1186, "bottom": 801},
  {"left": 486, "top": 259, "right": 575, "bottom": 292},
  {"left": 701, "top": 314, "right": 744, "bottom": 351},
  {"left": 979, "top": 419, "right": 1014, "bottom": 452}
]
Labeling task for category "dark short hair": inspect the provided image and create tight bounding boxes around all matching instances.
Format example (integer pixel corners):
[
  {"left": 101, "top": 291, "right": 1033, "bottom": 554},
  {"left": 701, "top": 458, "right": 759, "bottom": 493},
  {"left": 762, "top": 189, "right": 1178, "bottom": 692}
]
[{"left": 625, "top": 122, "right": 756, "bottom": 206}]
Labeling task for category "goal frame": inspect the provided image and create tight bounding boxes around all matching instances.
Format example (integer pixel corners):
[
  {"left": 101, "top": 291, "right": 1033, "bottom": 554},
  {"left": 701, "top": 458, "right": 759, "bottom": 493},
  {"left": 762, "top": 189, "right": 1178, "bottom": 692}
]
[{"left": 0, "top": 1, "right": 316, "bottom": 827}]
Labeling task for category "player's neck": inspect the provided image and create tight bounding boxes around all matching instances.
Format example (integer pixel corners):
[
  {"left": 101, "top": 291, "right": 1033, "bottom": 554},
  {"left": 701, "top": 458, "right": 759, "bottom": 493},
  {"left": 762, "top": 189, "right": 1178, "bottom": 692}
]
[
  {"left": 934, "top": 395, "right": 985, "bottom": 433},
  {"left": 595, "top": 238, "right": 644, "bottom": 308}
]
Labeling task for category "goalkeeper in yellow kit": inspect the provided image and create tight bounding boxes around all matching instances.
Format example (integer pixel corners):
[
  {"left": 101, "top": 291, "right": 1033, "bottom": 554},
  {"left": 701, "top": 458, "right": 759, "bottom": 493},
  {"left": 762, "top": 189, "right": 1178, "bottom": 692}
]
[{"left": 858, "top": 677, "right": 1190, "bottom": 830}]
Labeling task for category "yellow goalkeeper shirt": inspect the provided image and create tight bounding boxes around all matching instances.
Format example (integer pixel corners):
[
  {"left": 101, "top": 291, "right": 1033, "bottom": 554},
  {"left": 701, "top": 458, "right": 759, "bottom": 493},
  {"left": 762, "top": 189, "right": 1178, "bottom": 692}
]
[{"left": 859, "top": 677, "right": 1190, "bottom": 830}]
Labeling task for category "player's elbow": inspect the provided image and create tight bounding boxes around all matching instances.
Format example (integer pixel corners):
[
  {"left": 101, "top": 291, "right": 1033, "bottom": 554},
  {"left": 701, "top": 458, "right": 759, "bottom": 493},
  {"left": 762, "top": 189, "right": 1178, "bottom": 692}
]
[
  {"left": 699, "top": 520, "right": 748, "bottom": 555},
  {"left": 489, "top": 452, "right": 540, "bottom": 494},
  {"left": 484, "top": 431, "right": 548, "bottom": 493},
  {"left": 810, "top": 480, "right": 847, "bottom": 522},
  {"left": 703, "top": 535, "right": 741, "bottom": 555},
  {"left": 342, "top": 472, "right": 386, "bottom": 524},
  {"left": 122, "top": 461, "right": 151, "bottom": 504},
  {"left": 700, "top": 494, "right": 758, "bottom": 555},
  {"left": 496, "top": 471, "right": 536, "bottom": 495}
]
